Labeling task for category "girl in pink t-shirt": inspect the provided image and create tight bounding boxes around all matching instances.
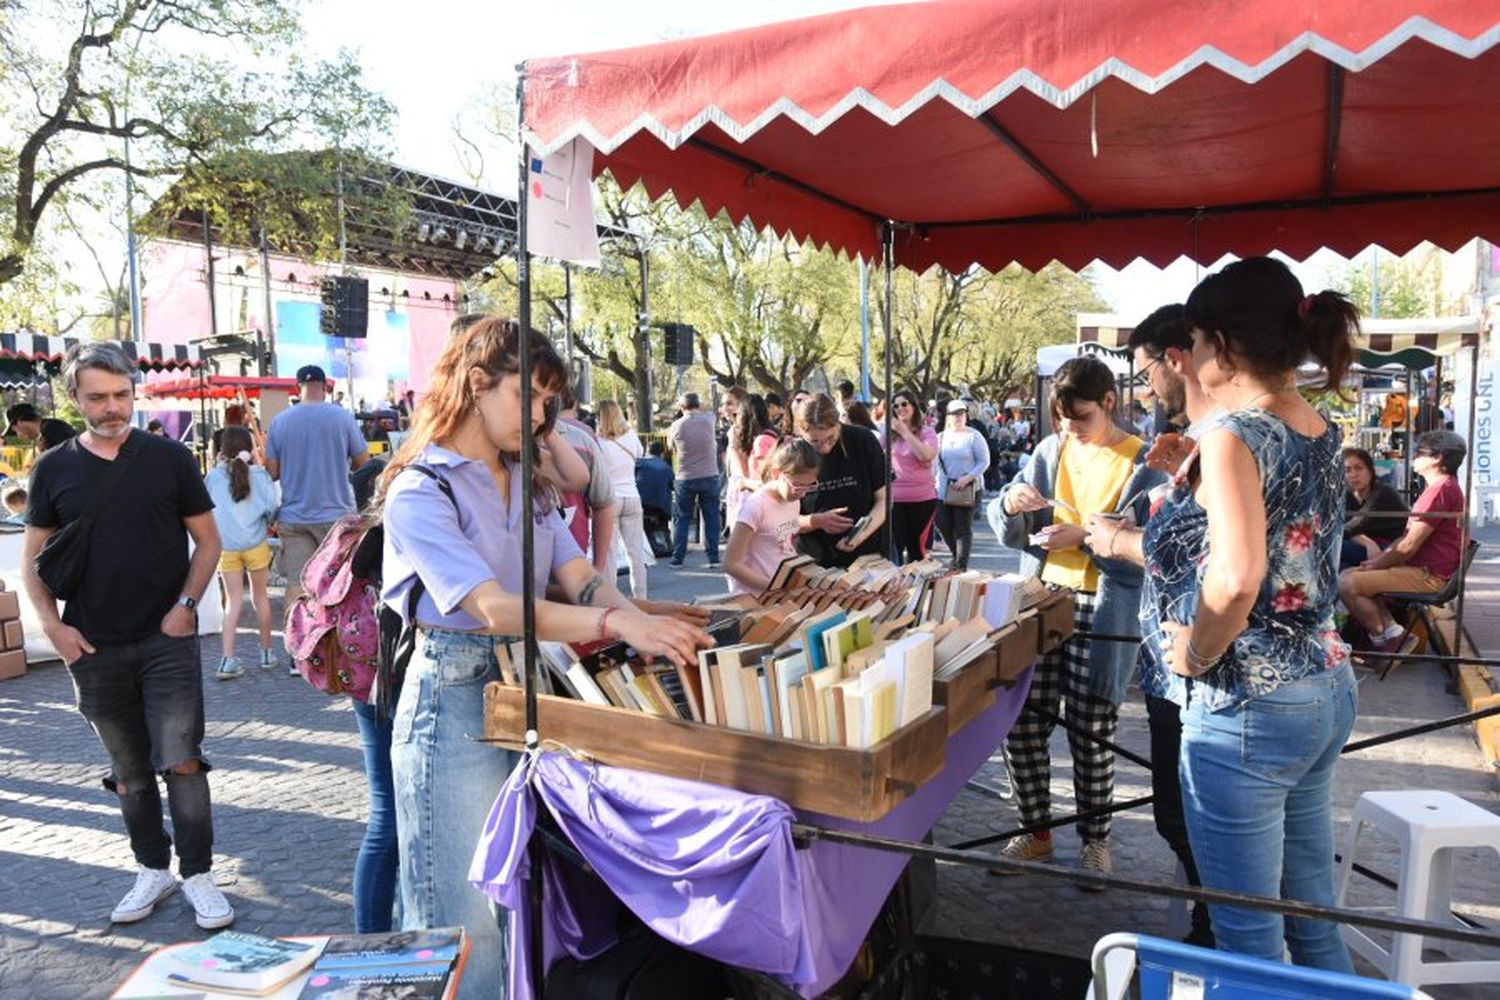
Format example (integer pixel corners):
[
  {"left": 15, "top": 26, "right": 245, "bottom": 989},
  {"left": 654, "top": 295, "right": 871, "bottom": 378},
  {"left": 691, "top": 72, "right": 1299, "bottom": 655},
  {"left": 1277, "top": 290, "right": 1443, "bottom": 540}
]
[
  {"left": 880, "top": 388, "right": 941, "bottom": 564},
  {"left": 723, "top": 438, "right": 820, "bottom": 595}
]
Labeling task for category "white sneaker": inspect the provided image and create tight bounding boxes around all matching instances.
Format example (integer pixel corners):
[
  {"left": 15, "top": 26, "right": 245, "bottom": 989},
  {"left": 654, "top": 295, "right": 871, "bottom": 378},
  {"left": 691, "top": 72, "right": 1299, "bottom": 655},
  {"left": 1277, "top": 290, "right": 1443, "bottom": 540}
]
[
  {"left": 111, "top": 867, "right": 176, "bottom": 923},
  {"left": 181, "top": 872, "right": 235, "bottom": 929},
  {"left": 216, "top": 657, "right": 244, "bottom": 681},
  {"left": 258, "top": 648, "right": 277, "bottom": 670},
  {"left": 1079, "top": 838, "right": 1112, "bottom": 893}
]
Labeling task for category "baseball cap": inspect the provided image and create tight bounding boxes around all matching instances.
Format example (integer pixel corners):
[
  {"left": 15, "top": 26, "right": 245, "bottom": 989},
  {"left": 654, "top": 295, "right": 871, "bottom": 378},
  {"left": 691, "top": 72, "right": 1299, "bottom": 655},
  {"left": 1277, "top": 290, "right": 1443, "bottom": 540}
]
[
  {"left": 296, "top": 365, "right": 327, "bottom": 385},
  {"left": 946, "top": 399, "right": 968, "bottom": 414}
]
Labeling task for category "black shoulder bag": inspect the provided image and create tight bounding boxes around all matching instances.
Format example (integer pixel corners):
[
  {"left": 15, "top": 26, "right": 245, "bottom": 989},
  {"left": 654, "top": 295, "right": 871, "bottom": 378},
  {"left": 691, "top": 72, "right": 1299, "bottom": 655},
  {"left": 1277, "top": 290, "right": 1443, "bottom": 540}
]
[
  {"left": 35, "top": 435, "right": 139, "bottom": 601},
  {"left": 371, "top": 464, "right": 456, "bottom": 716}
]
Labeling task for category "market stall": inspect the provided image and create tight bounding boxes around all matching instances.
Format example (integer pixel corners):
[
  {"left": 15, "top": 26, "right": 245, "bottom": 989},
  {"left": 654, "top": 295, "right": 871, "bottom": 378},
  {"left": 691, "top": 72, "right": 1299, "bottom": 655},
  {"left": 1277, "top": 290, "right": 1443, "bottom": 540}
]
[{"left": 507, "top": 1, "right": 1500, "bottom": 995}]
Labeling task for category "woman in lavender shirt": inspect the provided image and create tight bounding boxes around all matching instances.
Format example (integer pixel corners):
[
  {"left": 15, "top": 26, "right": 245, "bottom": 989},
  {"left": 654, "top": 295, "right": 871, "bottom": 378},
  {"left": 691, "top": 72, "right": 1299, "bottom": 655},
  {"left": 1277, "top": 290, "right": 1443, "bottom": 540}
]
[{"left": 379, "top": 318, "right": 714, "bottom": 999}]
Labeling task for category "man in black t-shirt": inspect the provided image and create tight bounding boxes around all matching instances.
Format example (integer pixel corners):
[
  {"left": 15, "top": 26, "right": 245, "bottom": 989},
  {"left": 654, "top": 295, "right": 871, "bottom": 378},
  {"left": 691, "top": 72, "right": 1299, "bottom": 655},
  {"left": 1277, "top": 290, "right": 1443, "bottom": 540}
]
[{"left": 22, "top": 343, "right": 231, "bottom": 930}]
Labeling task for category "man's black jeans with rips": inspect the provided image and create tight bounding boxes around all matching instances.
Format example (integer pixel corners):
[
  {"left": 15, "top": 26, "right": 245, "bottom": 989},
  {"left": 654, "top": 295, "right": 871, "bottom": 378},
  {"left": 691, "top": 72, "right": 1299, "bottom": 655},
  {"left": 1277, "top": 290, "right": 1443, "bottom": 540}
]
[{"left": 67, "top": 633, "right": 214, "bottom": 877}]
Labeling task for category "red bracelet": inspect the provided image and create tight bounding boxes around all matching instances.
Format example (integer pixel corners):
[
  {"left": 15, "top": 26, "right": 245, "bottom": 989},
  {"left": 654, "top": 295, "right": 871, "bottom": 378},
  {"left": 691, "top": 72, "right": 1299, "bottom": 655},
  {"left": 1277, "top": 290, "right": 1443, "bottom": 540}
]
[{"left": 598, "top": 608, "right": 616, "bottom": 642}]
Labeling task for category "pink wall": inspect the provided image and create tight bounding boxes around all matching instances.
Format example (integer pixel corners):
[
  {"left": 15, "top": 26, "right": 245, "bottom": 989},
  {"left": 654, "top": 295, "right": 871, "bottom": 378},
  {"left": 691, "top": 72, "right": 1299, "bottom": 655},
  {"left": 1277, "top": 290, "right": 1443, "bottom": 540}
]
[{"left": 141, "top": 239, "right": 459, "bottom": 390}]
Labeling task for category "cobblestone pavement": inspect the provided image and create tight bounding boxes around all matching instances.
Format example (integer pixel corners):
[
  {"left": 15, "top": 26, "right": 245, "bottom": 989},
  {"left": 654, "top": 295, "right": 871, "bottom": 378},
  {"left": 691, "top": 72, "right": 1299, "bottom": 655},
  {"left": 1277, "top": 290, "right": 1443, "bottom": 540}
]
[{"left": 2, "top": 520, "right": 1497, "bottom": 997}]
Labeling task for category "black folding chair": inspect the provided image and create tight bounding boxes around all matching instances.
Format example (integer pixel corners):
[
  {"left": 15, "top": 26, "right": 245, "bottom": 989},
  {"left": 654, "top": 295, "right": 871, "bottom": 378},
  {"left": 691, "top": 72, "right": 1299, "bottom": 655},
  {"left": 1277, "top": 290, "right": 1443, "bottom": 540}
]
[{"left": 1376, "top": 539, "right": 1479, "bottom": 680}]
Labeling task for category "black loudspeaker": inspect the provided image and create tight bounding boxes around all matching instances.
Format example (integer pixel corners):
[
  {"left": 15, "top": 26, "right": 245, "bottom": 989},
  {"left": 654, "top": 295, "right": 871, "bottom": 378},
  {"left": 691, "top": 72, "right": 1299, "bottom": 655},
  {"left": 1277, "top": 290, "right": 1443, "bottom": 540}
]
[
  {"left": 661, "top": 322, "right": 694, "bottom": 366},
  {"left": 319, "top": 276, "right": 369, "bottom": 338}
]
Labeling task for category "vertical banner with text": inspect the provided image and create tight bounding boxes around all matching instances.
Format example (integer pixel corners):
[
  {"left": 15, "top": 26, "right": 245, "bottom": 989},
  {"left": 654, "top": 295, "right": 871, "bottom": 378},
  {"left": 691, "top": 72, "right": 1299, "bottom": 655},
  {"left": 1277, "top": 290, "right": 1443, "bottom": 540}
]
[{"left": 525, "top": 138, "right": 602, "bottom": 267}]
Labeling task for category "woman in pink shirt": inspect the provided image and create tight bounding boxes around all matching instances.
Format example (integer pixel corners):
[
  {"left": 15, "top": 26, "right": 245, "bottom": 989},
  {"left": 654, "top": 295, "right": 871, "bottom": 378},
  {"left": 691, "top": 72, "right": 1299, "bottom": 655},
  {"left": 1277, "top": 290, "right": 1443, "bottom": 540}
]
[
  {"left": 881, "top": 389, "right": 940, "bottom": 564},
  {"left": 723, "top": 438, "right": 820, "bottom": 594},
  {"left": 725, "top": 394, "right": 779, "bottom": 531}
]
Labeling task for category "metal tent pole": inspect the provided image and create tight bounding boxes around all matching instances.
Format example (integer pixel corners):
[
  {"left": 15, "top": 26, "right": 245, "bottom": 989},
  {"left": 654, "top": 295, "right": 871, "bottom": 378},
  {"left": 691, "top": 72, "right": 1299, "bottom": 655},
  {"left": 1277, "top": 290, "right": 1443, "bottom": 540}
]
[
  {"left": 563, "top": 262, "right": 575, "bottom": 373},
  {"left": 1403, "top": 368, "right": 1414, "bottom": 496},
  {"left": 860, "top": 256, "right": 871, "bottom": 401},
  {"left": 881, "top": 224, "right": 894, "bottom": 553},
  {"left": 514, "top": 65, "right": 545, "bottom": 1000}
]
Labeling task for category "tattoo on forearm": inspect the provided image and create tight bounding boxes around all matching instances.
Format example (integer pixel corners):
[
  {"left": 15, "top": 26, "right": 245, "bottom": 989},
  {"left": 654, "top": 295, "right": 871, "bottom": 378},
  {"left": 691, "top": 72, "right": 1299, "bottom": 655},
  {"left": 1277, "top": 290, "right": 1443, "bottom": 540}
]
[{"left": 578, "top": 574, "right": 604, "bottom": 607}]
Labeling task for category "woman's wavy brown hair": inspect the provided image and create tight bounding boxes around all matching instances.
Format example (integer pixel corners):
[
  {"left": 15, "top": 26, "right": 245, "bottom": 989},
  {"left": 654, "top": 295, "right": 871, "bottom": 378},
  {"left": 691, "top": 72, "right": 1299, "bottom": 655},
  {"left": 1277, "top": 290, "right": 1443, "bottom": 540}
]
[{"left": 379, "top": 316, "right": 568, "bottom": 510}]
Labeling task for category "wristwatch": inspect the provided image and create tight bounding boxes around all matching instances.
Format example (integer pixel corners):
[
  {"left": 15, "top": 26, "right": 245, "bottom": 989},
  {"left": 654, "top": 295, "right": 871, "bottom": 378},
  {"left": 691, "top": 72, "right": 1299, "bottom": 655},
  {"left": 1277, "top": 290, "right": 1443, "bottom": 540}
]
[{"left": 177, "top": 595, "right": 198, "bottom": 611}]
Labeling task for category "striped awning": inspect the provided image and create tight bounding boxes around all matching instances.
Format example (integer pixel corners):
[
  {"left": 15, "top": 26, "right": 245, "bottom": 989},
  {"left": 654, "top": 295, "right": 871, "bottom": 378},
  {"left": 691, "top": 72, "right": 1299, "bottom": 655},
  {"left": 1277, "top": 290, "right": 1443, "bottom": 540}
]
[
  {"left": 0, "top": 334, "right": 203, "bottom": 369},
  {"left": 1077, "top": 314, "right": 1486, "bottom": 369}
]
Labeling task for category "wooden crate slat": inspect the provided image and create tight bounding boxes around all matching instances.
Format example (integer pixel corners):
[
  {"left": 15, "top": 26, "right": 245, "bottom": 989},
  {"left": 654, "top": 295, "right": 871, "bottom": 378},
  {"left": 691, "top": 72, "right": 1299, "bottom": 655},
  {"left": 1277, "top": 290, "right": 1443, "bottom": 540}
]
[{"left": 484, "top": 685, "right": 948, "bottom": 822}]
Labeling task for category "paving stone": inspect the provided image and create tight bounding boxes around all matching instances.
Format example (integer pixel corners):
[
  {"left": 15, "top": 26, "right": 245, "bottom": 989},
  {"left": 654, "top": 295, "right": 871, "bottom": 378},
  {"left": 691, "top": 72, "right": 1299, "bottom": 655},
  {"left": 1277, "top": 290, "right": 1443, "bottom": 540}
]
[{"left": 2, "top": 522, "right": 1497, "bottom": 997}]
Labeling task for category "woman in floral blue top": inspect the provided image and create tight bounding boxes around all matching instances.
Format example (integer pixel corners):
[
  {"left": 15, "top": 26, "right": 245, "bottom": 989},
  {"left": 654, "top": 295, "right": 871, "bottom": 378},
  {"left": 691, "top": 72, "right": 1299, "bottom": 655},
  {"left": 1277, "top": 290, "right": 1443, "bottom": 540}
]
[{"left": 1142, "top": 257, "right": 1360, "bottom": 972}]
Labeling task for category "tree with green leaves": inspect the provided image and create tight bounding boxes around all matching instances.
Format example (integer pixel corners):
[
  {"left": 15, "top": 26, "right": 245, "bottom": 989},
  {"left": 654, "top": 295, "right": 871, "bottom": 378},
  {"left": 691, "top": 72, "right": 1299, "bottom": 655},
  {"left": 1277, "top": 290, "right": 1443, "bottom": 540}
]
[
  {"left": 881, "top": 262, "right": 1108, "bottom": 404},
  {"left": 0, "top": 0, "right": 391, "bottom": 288},
  {"left": 1326, "top": 246, "right": 1467, "bottom": 320}
]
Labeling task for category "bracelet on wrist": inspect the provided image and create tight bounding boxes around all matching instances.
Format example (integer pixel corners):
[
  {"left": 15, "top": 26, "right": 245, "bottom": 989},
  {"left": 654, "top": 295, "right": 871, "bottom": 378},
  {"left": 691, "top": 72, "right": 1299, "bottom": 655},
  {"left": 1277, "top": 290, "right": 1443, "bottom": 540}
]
[
  {"left": 598, "top": 607, "right": 616, "bottom": 643},
  {"left": 1186, "top": 636, "right": 1221, "bottom": 669}
]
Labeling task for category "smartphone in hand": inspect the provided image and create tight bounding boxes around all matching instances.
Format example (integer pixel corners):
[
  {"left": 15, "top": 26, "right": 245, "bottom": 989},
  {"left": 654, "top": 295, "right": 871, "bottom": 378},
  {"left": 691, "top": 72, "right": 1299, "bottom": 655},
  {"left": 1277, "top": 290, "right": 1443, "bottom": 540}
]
[{"left": 844, "top": 514, "right": 871, "bottom": 542}]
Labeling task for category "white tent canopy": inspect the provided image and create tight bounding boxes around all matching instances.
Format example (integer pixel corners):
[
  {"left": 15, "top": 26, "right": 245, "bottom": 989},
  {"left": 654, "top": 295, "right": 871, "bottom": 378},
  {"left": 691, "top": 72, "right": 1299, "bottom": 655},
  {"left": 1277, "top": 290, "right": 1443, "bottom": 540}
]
[{"left": 1037, "top": 342, "right": 1133, "bottom": 379}]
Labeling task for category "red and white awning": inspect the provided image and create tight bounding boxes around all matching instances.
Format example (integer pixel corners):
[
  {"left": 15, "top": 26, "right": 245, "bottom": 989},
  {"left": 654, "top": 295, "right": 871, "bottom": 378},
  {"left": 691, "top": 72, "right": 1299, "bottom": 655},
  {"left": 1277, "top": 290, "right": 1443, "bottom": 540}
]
[
  {"left": 0, "top": 334, "right": 203, "bottom": 369},
  {"left": 522, "top": 0, "right": 1500, "bottom": 272}
]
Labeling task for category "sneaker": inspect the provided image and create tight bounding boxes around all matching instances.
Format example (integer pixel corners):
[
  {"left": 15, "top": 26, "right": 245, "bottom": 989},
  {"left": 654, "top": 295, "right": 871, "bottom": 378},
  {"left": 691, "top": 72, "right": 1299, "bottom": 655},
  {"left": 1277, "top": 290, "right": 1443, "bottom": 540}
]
[
  {"left": 111, "top": 866, "right": 176, "bottom": 923},
  {"left": 215, "top": 657, "right": 244, "bottom": 681},
  {"left": 1078, "top": 839, "right": 1112, "bottom": 892},
  {"left": 669, "top": 558, "right": 684, "bottom": 568},
  {"left": 706, "top": 560, "right": 722, "bottom": 568},
  {"left": 989, "top": 833, "right": 1053, "bottom": 876},
  {"left": 288, "top": 662, "right": 301, "bottom": 677},
  {"left": 181, "top": 872, "right": 235, "bottom": 929},
  {"left": 258, "top": 648, "right": 276, "bottom": 671}
]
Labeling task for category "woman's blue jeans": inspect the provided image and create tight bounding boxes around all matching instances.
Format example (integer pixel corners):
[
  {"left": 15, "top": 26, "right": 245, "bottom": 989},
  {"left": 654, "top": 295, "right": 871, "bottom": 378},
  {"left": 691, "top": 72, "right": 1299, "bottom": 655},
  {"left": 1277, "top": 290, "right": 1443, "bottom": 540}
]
[
  {"left": 392, "top": 628, "right": 517, "bottom": 1000},
  {"left": 351, "top": 698, "right": 399, "bottom": 933},
  {"left": 1179, "top": 662, "right": 1358, "bottom": 973}
]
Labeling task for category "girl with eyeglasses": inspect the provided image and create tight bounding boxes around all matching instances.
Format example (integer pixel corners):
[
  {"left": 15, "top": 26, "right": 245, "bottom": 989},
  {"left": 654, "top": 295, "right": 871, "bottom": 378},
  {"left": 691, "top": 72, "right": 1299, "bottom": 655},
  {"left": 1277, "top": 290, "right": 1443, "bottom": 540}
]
[{"left": 723, "top": 438, "right": 821, "bottom": 594}]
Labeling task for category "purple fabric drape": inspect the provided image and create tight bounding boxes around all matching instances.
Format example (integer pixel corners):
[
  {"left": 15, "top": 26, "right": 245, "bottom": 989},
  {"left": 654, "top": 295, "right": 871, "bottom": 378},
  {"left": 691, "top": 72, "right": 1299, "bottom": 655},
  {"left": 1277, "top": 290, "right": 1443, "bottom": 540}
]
[{"left": 471, "top": 667, "right": 1034, "bottom": 999}]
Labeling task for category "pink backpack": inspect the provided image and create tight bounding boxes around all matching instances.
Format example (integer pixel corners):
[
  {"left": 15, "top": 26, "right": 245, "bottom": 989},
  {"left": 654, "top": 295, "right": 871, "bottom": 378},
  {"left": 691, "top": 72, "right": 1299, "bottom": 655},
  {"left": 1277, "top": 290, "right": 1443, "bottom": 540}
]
[
  {"left": 285, "top": 514, "right": 383, "bottom": 700},
  {"left": 284, "top": 465, "right": 454, "bottom": 702}
]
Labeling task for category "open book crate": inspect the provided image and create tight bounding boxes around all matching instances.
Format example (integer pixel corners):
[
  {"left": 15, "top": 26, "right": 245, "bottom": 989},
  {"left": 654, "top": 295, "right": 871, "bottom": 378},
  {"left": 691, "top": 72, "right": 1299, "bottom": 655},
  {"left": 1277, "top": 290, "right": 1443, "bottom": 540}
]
[
  {"left": 484, "top": 685, "right": 949, "bottom": 822},
  {"left": 930, "top": 591, "right": 1073, "bottom": 737},
  {"left": 1032, "top": 588, "right": 1077, "bottom": 651}
]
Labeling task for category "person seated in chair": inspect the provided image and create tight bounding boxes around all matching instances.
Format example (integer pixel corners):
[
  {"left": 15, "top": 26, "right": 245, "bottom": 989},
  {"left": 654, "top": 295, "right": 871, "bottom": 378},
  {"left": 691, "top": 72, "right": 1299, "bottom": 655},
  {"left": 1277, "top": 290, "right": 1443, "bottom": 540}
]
[
  {"left": 1338, "top": 430, "right": 1467, "bottom": 655},
  {"left": 1339, "top": 447, "right": 1408, "bottom": 571}
]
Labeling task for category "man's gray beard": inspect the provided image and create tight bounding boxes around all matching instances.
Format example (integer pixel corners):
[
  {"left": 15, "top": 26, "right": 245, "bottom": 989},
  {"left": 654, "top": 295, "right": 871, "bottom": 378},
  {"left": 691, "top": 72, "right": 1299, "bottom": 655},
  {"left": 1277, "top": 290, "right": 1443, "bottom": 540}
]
[{"left": 85, "top": 418, "right": 129, "bottom": 439}]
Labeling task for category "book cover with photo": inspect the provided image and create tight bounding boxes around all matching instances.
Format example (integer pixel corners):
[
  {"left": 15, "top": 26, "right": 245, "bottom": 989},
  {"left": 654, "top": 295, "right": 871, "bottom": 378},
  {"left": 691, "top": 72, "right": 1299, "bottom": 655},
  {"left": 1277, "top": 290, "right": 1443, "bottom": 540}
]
[
  {"left": 313, "top": 927, "right": 463, "bottom": 970},
  {"left": 164, "top": 931, "right": 321, "bottom": 993}
]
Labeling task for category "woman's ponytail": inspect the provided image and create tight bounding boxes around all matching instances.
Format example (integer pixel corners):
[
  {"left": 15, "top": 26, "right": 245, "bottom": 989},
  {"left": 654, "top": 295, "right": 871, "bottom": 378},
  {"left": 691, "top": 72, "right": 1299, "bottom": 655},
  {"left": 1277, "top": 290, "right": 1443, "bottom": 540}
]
[
  {"left": 220, "top": 426, "right": 254, "bottom": 502},
  {"left": 1299, "top": 289, "right": 1360, "bottom": 392}
]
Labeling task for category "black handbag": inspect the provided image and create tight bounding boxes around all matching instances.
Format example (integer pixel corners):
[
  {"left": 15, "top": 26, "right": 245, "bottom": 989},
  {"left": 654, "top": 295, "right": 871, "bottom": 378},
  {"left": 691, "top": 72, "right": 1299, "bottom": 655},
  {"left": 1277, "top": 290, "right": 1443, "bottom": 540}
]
[{"left": 35, "top": 435, "right": 138, "bottom": 600}]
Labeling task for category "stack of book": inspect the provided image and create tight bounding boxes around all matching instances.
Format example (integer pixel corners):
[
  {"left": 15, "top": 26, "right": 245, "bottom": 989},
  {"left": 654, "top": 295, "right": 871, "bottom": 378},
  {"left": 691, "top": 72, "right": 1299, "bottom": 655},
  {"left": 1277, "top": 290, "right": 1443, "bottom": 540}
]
[
  {"left": 488, "top": 555, "right": 1061, "bottom": 750},
  {"left": 298, "top": 927, "right": 468, "bottom": 999},
  {"left": 161, "top": 930, "right": 322, "bottom": 996},
  {"left": 119, "top": 927, "right": 469, "bottom": 999}
]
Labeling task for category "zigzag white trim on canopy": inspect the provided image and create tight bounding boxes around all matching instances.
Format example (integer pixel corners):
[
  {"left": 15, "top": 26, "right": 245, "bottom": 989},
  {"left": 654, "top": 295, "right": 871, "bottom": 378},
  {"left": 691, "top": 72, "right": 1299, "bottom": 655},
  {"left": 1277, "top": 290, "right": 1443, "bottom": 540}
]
[{"left": 525, "top": 15, "right": 1500, "bottom": 155}]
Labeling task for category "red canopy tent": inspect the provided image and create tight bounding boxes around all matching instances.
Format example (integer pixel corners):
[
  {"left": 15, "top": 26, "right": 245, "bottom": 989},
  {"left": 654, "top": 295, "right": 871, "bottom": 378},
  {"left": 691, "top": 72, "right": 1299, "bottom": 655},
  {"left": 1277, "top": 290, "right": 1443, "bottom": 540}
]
[
  {"left": 140, "top": 375, "right": 301, "bottom": 401},
  {"left": 510, "top": 9, "right": 1500, "bottom": 989},
  {"left": 522, "top": 0, "right": 1500, "bottom": 274}
]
